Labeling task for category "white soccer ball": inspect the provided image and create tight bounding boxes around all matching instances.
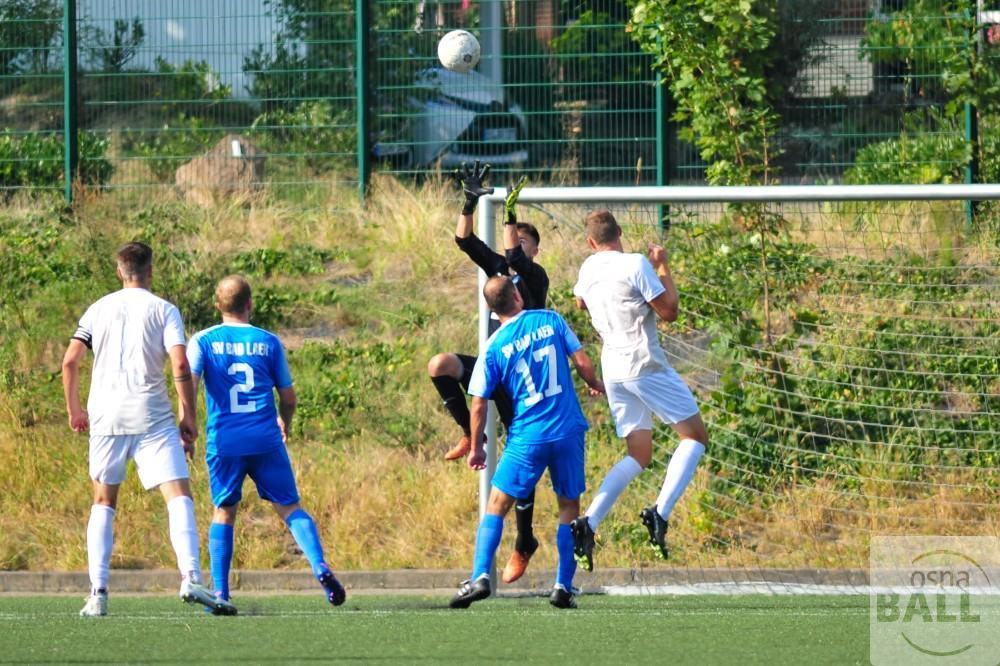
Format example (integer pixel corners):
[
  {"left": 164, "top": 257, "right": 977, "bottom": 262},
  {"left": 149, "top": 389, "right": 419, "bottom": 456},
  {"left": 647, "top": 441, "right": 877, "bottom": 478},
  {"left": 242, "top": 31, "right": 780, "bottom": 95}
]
[{"left": 437, "top": 30, "right": 481, "bottom": 74}]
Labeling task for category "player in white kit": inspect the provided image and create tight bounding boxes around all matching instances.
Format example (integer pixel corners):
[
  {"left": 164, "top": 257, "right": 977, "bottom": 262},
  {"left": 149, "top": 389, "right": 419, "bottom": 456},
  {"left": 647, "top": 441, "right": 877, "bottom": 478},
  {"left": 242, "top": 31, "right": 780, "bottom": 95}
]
[
  {"left": 569, "top": 211, "right": 710, "bottom": 570},
  {"left": 61, "top": 242, "right": 236, "bottom": 617}
]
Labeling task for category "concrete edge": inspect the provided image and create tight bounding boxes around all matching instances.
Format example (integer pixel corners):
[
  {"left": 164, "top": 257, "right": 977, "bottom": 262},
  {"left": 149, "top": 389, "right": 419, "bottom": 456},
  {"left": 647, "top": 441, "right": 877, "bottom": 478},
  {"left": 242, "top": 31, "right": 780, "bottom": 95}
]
[{"left": 0, "top": 568, "right": 870, "bottom": 594}]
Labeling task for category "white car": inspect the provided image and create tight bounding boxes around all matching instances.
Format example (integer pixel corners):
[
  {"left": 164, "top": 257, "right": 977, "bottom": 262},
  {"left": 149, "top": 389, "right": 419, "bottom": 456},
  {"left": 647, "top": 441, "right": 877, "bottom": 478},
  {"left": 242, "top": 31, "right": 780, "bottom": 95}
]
[{"left": 374, "top": 68, "right": 528, "bottom": 169}]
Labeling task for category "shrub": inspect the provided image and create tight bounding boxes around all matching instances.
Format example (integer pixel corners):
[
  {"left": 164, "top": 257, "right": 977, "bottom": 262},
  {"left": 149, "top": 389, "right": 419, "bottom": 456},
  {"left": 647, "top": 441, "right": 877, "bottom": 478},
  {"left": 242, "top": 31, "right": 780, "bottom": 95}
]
[{"left": 0, "top": 131, "right": 112, "bottom": 191}]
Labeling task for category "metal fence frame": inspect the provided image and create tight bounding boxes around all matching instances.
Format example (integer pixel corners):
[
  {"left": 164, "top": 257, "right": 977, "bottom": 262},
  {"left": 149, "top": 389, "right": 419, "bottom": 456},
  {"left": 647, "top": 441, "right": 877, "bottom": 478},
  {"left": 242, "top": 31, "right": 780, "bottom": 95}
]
[{"left": 1, "top": 1, "right": 996, "bottom": 201}]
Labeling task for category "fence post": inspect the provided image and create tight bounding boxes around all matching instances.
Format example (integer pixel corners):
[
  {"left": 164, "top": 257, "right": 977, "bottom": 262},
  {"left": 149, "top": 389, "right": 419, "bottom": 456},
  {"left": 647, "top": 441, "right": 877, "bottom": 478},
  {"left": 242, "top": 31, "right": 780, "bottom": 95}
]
[
  {"left": 62, "top": 0, "right": 78, "bottom": 203},
  {"left": 355, "top": 0, "right": 371, "bottom": 202},
  {"left": 965, "top": 101, "right": 978, "bottom": 224},
  {"left": 655, "top": 71, "right": 670, "bottom": 235}
]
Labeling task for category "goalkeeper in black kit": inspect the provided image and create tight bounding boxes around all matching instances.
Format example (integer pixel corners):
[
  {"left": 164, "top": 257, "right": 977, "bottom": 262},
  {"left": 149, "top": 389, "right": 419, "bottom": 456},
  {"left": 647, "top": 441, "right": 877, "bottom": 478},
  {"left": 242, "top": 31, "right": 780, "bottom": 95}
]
[{"left": 427, "top": 161, "right": 549, "bottom": 584}]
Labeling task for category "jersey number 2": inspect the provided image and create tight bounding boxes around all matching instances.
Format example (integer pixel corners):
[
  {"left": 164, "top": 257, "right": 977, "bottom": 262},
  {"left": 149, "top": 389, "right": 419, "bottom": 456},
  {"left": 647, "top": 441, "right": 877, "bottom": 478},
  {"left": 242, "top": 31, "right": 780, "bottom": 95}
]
[
  {"left": 228, "top": 362, "right": 257, "bottom": 413},
  {"left": 514, "top": 344, "right": 563, "bottom": 407}
]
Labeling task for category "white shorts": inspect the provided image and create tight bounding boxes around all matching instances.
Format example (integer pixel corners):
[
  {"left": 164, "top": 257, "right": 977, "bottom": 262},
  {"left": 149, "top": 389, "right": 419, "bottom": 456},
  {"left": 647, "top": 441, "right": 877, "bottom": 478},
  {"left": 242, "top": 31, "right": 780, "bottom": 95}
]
[
  {"left": 605, "top": 367, "right": 700, "bottom": 438},
  {"left": 89, "top": 425, "right": 189, "bottom": 490}
]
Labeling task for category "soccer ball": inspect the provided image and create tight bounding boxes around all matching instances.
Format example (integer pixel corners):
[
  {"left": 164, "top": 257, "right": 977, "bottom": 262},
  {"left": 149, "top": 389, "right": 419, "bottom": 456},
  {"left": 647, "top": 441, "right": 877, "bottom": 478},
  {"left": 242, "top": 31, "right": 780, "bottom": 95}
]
[{"left": 437, "top": 30, "right": 480, "bottom": 74}]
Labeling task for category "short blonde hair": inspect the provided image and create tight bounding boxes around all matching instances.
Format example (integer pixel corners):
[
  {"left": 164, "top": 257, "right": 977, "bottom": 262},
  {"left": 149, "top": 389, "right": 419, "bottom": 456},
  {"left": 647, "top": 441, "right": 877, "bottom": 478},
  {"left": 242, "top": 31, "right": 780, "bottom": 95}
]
[{"left": 215, "top": 275, "right": 252, "bottom": 314}]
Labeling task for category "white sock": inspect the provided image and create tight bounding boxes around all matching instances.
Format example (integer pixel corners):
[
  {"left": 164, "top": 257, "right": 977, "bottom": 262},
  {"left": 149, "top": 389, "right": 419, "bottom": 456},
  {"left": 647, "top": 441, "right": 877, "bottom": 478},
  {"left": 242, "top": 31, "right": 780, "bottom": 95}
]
[
  {"left": 585, "top": 456, "right": 644, "bottom": 530},
  {"left": 87, "top": 504, "right": 115, "bottom": 592},
  {"left": 167, "top": 496, "right": 202, "bottom": 582},
  {"left": 656, "top": 439, "right": 705, "bottom": 520}
]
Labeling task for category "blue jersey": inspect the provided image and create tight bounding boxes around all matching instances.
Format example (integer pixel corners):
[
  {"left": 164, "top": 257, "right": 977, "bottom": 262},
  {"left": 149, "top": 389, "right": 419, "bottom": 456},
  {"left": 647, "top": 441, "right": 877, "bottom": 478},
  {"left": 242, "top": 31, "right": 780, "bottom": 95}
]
[
  {"left": 188, "top": 323, "right": 293, "bottom": 456},
  {"left": 469, "top": 309, "right": 589, "bottom": 445}
]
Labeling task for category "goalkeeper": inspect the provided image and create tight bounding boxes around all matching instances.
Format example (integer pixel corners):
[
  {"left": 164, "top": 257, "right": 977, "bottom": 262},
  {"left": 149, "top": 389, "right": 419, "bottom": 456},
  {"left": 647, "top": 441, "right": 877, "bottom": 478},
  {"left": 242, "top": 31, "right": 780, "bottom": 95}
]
[{"left": 427, "top": 162, "right": 548, "bottom": 584}]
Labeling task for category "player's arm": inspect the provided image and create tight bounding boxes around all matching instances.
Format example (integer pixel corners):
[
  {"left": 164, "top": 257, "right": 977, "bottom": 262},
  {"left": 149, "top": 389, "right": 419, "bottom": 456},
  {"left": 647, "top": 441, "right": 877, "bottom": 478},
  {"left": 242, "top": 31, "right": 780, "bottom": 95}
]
[
  {"left": 169, "top": 345, "right": 198, "bottom": 454},
  {"left": 277, "top": 386, "right": 297, "bottom": 444},
  {"left": 454, "top": 160, "right": 494, "bottom": 239},
  {"left": 647, "top": 244, "right": 679, "bottom": 323},
  {"left": 272, "top": 338, "right": 296, "bottom": 443},
  {"left": 570, "top": 348, "right": 605, "bottom": 396},
  {"left": 501, "top": 175, "right": 527, "bottom": 252},
  {"left": 61, "top": 339, "right": 89, "bottom": 432},
  {"left": 574, "top": 297, "right": 588, "bottom": 311},
  {"left": 468, "top": 395, "right": 489, "bottom": 470}
]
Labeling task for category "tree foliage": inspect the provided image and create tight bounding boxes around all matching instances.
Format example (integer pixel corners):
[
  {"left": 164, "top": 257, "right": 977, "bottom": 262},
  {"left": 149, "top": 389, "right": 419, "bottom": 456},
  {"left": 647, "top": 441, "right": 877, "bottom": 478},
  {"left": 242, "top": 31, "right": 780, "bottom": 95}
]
[
  {"left": 629, "top": 0, "right": 782, "bottom": 185},
  {"left": 83, "top": 18, "right": 145, "bottom": 73},
  {"left": 0, "top": 0, "right": 61, "bottom": 74}
]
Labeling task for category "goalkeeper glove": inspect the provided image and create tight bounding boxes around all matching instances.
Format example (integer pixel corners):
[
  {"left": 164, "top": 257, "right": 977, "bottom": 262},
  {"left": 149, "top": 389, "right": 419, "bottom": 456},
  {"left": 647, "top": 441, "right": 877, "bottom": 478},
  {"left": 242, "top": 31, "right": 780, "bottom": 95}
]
[
  {"left": 453, "top": 160, "right": 494, "bottom": 215},
  {"left": 504, "top": 175, "right": 527, "bottom": 225}
]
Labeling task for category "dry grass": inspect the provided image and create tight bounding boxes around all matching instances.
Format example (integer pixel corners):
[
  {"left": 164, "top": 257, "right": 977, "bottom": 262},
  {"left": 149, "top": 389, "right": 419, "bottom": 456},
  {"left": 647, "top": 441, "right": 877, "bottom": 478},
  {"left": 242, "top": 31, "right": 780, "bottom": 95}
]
[{"left": 2, "top": 179, "right": 997, "bottom": 575}]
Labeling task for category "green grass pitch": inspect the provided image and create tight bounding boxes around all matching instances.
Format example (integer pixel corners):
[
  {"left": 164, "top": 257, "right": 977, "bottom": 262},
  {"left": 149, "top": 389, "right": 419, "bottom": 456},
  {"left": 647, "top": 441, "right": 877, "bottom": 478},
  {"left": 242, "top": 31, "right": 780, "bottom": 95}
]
[{"left": 0, "top": 594, "right": 868, "bottom": 664}]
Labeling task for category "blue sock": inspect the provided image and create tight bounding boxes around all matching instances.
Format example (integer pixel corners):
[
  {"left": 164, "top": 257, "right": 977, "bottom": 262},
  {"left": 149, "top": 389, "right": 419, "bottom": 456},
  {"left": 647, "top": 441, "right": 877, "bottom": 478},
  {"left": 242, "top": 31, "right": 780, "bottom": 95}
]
[
  {"left": 556, "top": 523, "right": 577, "bottom": 590},
  {"left": 208, "top": 522, "right": 234, "bottom": 600},
  {"left": 286, "top": 509, "right": 328, "bottom": 577},
  {"left": 472, "top": 514, "right": 504, "bottom": 580}
]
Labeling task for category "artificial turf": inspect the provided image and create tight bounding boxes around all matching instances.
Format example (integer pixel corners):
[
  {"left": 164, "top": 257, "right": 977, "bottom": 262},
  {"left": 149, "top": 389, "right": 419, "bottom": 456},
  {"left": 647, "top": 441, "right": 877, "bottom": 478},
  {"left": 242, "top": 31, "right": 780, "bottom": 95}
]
[{"left": 0, "top": 594, "right": 869, "bottom": 665}]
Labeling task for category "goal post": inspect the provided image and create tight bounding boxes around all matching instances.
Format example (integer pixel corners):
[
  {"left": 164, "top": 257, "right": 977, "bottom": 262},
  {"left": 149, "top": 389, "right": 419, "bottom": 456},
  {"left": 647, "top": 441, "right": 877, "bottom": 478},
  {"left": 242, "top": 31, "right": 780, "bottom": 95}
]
[{"left": 475, "top": 184, "right": 1000, "bottom": 592}]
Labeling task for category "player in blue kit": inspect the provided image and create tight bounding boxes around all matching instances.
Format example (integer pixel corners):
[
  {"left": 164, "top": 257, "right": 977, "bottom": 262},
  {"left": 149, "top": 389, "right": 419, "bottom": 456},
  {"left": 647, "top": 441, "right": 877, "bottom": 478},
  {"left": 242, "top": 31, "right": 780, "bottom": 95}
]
[
  {"left": 188, "top": 275, "right": 346, "bottom": 609},
  {"left": 449, "top": 275, "right": 604, "bottom": 610}
]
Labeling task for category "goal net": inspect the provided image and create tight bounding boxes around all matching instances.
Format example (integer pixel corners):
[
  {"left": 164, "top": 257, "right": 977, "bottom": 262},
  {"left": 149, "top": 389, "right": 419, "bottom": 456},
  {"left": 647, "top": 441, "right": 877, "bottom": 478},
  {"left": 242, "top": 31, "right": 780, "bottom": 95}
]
[{"left": 476, "top": 185, "right": 1000, "bottom": 592}]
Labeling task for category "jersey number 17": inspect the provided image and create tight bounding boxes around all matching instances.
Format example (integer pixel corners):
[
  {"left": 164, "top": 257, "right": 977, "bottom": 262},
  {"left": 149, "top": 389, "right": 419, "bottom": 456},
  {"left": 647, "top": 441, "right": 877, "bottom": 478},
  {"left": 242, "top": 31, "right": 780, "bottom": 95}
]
[{"left": 514, "top": 344, "right": 563, "bottom": 407}]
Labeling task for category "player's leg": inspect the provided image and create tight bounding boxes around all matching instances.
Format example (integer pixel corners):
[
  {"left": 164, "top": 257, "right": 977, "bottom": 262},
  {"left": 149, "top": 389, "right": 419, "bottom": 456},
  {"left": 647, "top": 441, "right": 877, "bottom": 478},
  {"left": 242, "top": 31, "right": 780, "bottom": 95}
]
[
  {"left": 572, "top": 382, "right": 650, "bottom": 570},
  {"left": 549, "top": 432, "right": 586, "bottom": 609},
  {"left": 428, "top": 352, "right": 474, "bottom": 460},
  {"left": 452, "top": 444, "right": 543, "bottom": 609},
  {"left": 491, "top": 384, "right": 538, "bottom": 583},
  {"left": 81, "top": 433, "right": 130, "bottom": 616},
  {"left": 205, "top": 451, "right": 247, "bottom": 605},
  {"left": 250, "top": 448, "right": 346, "bottom": 606},
  {"left": 82, "top": 482, "right": 120, "bottom": 616},
  {"left": 209, "top": 504, "right": 238, "bottom": 603},
  {"left": 640, "top": 368, "right": 708, "bottom": 559},
  {"left": 136, "top": 427, "right": 235, "bottom": 614},
  {"left": 450, "top": 487, "right": 516, "bottom": 609}
]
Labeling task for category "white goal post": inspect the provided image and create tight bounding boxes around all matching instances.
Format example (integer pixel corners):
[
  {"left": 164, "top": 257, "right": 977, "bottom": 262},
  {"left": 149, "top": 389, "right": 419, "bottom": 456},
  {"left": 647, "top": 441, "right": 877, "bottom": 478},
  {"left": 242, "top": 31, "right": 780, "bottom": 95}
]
[{"left": 474, "top": 183, "right": 1000, "bottom": 589}]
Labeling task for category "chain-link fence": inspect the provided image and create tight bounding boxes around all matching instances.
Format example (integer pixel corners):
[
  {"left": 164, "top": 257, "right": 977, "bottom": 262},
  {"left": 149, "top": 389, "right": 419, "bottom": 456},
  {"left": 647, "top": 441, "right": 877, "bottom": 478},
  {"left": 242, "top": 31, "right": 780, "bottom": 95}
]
[{"left": 1, "top": 1, "right": 997, "bottom": 199}]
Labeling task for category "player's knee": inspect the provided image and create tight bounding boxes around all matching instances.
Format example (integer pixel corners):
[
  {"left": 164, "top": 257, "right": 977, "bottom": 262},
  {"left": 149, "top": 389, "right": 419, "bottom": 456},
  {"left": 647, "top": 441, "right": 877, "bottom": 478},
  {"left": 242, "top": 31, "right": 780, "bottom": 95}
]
[
  {"left": 487, "top": 492, "right": 515, "bottom": 516},
  {"left": 631, "top": 450, "right": 653, "bottom": 469},
  {"left": 428, "top": 353, "right": 461, "bottom": 378},
  {"left": 427, "top": 353, "right": 449, "bottom": 376},
  {"left": 687, "top": 425, "right": 709, "bottom": 448},
  {"left": 213, "top": 505, "right": 238, "bottom": 525},
  {"left": 93, "top": 496, "right": 117, "bottom": 509}
]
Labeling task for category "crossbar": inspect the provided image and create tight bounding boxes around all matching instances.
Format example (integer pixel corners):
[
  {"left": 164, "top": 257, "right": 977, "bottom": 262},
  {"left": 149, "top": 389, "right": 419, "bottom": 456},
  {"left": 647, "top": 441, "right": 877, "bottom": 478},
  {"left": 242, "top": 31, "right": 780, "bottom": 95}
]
[{"left": 483, "top": 184, "right": 1000, "bottom": 204}]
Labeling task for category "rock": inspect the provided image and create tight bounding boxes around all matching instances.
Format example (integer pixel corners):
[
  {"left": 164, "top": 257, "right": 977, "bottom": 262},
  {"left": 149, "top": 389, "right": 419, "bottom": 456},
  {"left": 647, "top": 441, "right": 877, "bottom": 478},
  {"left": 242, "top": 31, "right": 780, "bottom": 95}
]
[{"left": 175, "top": 134, "right": 265, "bottom": 207}]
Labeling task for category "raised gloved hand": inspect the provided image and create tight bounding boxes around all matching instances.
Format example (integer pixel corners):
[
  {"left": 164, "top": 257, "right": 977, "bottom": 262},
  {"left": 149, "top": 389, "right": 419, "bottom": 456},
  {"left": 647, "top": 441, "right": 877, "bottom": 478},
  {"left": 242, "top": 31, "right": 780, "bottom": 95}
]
[
  {"left": 453, "top": 160, "right": 494, "bottom": 215},
  {"left": 504, "top": 175, "right": 527, "bottom": 225}
]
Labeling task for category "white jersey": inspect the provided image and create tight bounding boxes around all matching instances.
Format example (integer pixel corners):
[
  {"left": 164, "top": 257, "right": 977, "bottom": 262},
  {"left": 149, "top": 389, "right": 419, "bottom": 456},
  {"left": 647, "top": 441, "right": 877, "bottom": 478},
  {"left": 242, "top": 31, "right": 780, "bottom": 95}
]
[
  {"left": 72, "top": 288, "right": 186, "bottom": 435},
  {"left": 573, "top": 250, "right": 672, "bottom": 382}
]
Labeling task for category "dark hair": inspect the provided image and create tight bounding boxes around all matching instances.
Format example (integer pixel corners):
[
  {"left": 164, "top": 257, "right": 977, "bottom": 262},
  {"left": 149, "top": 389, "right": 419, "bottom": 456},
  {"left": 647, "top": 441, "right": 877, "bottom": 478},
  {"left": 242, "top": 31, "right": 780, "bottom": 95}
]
[
  {"left": 585, "top": 210, "right": 621, "bottom": 246},
  {"left": 516, "top": 222, "right": 540, "bottom": 246},
  {"left": 115, "top": 242, "right": 153, "bottom": 280},
  {"left": 483, "top": 275, "right": 518, "bottom": 316},
  {"left": 215, "top": 275, "right": 253, "bottom": 314}
]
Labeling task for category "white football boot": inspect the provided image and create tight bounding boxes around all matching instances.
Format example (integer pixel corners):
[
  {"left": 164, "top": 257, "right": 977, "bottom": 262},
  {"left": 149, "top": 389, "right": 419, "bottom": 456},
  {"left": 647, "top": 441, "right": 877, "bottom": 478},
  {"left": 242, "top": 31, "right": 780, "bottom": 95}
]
[
  {"left": 79, "top": 591, "right": 108, "bottom": 617},
  {"left": 180, "top": 576, "right": 237, "bottom": 616}
]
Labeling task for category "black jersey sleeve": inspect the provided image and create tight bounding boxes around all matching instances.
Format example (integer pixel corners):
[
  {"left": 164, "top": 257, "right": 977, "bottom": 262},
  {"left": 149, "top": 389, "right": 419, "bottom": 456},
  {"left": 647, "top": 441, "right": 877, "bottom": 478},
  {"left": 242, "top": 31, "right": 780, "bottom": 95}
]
[
  {"left": 456, "top": 233, "right": 508, "bottom": 277},
  {"left": 506, "top": 245, "right": 550, "bottom": 308}
]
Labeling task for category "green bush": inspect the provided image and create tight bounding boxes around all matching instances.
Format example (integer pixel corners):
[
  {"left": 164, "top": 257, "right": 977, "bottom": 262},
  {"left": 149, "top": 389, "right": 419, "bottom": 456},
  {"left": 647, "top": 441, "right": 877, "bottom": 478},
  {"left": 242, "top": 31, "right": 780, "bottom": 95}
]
[
  {"left": 0, "top": 131, "right": 112, "bottom": 191},
  {"left": 845, "top": 132, "right": 968, "bottom": 184},
  {"left": 125, "top": 114, "right": 225, "bottom": 183},
  {"left": 248, "top": 101, "right": 356, "bottom": 175}
]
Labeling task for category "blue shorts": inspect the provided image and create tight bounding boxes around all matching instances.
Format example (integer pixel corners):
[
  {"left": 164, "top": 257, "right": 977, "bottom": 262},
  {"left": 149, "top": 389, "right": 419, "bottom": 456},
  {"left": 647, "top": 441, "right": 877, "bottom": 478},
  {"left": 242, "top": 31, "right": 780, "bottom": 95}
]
[
  {"left": 206, "top": 447, "right": 300, "bottom": 508},
  {"left": 491, "top": 431, "right": 586, "bottom": 500}
]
